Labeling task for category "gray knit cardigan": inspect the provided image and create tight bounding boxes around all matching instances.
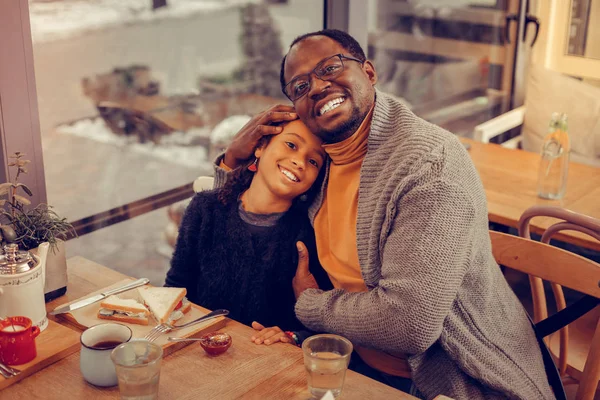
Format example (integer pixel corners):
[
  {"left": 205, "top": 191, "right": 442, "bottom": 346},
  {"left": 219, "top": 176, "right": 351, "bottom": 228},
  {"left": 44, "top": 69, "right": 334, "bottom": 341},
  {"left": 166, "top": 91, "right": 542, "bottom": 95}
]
[{"left": 214, "top": 91, "right": 555, "bottom": 399}]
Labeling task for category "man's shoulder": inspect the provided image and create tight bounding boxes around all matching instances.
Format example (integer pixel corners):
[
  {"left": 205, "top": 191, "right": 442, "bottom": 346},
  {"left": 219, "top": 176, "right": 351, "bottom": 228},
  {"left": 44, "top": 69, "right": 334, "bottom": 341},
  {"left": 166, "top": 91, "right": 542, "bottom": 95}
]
[
  {"left": 374, "top": 90, "right": 458, "bottom": 146},
  {"left": 370, "top": 91, "right": 475, "bottom": 181},
  {"left": 373, "top": 95, "right": 464, "bottom": 161}
]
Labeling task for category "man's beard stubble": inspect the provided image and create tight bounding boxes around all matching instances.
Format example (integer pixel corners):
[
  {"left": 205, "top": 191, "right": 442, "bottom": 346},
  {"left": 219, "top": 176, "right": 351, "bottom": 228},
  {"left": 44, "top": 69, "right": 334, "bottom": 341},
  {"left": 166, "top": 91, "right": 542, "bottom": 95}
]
[{"left": 320, "top": 105, "right": 367, "bottom": 144}]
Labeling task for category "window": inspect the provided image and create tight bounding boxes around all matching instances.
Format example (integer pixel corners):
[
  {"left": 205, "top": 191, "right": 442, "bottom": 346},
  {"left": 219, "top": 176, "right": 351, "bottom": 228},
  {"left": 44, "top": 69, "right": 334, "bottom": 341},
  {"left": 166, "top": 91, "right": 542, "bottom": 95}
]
[
  {"left": 365, "top": 0, "right": 519, "bottom": 136},
  {"left": 1, "top": 0, "right": 323, "bottom": 284}
]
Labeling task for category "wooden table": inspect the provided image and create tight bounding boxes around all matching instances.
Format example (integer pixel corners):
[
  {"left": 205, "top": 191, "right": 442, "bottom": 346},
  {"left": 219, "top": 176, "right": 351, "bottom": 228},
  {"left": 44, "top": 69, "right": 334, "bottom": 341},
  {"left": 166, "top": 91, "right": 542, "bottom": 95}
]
[
  {"left": 462, "top": 138, "right": 600, "bottom": 250},
  {"left": 0, "top": 257, "right": 412, "bottom": 400}
]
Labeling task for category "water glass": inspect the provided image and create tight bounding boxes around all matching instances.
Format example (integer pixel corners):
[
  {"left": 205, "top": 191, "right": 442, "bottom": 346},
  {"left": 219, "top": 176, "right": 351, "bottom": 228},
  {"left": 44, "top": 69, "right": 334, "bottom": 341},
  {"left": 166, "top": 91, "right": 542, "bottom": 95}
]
[
  {"left": 302, "top": 334, "right": 353, "bottom": 399},
  {"left": 111, "top": 340, "right": 163, "bottom": 400}
]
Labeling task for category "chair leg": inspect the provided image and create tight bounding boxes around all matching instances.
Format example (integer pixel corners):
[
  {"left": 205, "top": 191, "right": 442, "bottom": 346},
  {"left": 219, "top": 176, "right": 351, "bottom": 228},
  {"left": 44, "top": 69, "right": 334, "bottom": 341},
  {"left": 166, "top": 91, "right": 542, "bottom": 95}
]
[{"left": 575, "top": 319, "right": 600, "bottom": 400}]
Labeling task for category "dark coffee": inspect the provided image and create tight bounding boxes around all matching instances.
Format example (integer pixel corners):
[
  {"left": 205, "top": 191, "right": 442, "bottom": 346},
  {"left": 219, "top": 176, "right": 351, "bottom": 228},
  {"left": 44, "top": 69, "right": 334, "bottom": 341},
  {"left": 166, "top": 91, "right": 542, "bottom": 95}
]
[{"left": 92, "top": 340, "right": 123, "bottom": 350}]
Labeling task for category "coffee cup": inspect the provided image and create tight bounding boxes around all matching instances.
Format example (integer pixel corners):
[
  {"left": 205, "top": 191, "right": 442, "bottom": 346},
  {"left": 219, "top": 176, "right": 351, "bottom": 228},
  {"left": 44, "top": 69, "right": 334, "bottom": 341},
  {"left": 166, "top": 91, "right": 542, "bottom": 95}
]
[
  {"left": 80, "top": 323, "right": 132, "bottom": 387},
  {"left": 0, "top": 316, "right": 41, "bottom": 365}
]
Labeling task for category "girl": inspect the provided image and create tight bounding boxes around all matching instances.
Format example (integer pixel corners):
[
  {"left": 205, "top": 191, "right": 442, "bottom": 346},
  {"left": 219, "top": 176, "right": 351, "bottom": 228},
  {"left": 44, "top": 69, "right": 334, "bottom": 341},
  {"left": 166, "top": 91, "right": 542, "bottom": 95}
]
[{"left": 165, "top": 119, "right": 331, "bottom": 346}]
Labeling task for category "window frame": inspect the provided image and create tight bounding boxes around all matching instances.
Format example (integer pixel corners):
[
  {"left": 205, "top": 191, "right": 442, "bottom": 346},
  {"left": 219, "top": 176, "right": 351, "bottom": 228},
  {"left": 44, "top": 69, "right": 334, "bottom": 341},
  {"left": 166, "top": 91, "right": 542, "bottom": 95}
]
[
  {"left": 535, "top": 0, "right": 600, "bottom": 79},
  {"left": 0, "top": 0, "right": 47, "bottom": 208}
]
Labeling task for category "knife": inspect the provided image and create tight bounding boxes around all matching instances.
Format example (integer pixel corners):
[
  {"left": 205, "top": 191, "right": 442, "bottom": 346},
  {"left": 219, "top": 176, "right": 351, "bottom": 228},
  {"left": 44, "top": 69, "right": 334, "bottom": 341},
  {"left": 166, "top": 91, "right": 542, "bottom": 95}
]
[{"left": 50, "top": 278, "right": 150, "bottom": 315}]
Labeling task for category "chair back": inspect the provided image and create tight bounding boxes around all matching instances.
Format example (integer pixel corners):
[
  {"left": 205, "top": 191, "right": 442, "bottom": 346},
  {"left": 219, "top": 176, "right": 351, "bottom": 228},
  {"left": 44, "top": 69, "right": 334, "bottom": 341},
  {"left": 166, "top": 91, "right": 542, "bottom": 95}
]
[
  {"left": 489, "top": 206, "right": 600, "bottom": 400},
  {"left": 193, "top": 176, "right": 214, "bottom": 193}
]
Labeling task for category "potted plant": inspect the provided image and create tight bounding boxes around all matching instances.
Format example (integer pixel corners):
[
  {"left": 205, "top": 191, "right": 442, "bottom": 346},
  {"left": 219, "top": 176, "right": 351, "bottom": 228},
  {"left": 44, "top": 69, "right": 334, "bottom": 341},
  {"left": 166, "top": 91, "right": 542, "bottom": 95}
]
[{"left": 0, "top": 152, "right": 75, "bottom": 301}]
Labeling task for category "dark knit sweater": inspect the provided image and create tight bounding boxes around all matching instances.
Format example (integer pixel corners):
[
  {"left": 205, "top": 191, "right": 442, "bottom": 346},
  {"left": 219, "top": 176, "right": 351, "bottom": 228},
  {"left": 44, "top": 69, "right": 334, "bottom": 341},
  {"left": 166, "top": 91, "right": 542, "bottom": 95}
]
[{"left": 165, "top": 190, "right": 331, "bottom": 331}]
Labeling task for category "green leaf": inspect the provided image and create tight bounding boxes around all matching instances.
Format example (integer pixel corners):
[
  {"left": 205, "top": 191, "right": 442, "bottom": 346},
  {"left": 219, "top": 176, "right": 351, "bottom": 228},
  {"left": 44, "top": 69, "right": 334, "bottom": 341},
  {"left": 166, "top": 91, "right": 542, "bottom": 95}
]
[
  {"left": 16, "top": 183, "right": 33, "bottom": 197},
  {"left": 14, "top": 194, "right": 31, "bottom": 206},
  {"left": 0, "top": 183, "right": 12, "bottom": 196}
]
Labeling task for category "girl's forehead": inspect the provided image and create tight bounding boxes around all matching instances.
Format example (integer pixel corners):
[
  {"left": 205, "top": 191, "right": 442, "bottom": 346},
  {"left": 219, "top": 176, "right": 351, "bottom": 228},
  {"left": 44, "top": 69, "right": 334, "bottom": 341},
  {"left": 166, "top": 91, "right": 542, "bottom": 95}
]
[
  {"left": 281, "top": 119, "right": 311, "bottom": 135},
  {"left": 281, "top": 121, "right": 323, "bottom": 146}
]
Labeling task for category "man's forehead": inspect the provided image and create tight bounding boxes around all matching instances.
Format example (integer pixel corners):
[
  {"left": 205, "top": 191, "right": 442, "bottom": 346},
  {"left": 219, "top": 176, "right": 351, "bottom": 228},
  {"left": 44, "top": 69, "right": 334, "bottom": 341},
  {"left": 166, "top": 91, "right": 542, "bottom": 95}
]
[{"left": 284, "top": 36, "right": 345, "bottom": 80}]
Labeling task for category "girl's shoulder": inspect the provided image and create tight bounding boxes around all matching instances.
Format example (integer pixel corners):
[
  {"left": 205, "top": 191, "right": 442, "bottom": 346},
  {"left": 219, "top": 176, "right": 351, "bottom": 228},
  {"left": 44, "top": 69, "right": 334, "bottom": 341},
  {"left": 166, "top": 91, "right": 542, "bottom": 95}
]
[
  {"left": 186, "top": 189, "right": 230, "bottom": 216},
  {"left": 189, "top": 189, "right": 220, "bottom": 206}
]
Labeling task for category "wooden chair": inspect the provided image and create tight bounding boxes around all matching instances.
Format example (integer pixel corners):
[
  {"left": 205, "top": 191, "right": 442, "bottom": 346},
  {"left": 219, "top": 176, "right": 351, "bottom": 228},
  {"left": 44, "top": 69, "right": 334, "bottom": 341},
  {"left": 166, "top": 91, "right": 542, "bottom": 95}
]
[
  {"left": 164, "top": 177, "right": 214, "bottom": 250},
  {"left": 489, "top": 206, "right": 600, "bottom": 400},
  {"left": 192, "top": 176, "right": 214, "bottom": 194},
  {"left": 473, "top": 64, "right": 600, "bottom": 167}
]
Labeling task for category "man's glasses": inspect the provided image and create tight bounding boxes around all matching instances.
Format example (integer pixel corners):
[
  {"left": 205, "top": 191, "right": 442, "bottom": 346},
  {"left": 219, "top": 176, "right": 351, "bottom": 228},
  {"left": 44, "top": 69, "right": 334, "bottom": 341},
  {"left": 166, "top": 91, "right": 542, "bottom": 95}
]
[{"left": 283, "top": 54, "right": 364, "bottom": 102}]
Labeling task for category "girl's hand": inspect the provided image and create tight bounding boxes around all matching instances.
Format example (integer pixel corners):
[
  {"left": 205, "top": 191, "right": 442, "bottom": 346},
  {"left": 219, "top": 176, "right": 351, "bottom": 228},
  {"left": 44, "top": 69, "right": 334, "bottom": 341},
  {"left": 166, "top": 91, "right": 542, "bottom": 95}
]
[{"left": 250, "top": 321, "right": 294, "bottom": 345}]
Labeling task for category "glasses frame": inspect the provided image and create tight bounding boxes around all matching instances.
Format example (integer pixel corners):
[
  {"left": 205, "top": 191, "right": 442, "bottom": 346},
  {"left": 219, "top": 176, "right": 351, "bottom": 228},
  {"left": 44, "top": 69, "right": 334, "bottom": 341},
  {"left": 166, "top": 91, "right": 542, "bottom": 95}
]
[{"left": 282, "top": 54, "right": 364, "bottom": 102}]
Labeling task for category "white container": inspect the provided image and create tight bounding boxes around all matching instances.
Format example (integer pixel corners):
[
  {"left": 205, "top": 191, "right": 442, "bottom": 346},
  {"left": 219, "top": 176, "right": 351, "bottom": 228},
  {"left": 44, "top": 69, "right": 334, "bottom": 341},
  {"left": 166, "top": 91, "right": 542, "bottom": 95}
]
[
  {"left": 80, "top": 323, "right": 132, "bottom": 387},
  {"left": 0, "top": 242, "right": 49, "bottom": 331}
]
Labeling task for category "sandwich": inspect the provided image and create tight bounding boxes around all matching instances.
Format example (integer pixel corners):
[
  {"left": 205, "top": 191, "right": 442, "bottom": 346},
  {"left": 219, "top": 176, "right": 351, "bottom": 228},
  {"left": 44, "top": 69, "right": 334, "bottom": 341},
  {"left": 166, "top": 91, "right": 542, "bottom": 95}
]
[
  {"left": 97, "top": 295, "right": 150, "bottom": 325},
  {"left": 138, "top": 286, "right": 191, "bottom": 324}
]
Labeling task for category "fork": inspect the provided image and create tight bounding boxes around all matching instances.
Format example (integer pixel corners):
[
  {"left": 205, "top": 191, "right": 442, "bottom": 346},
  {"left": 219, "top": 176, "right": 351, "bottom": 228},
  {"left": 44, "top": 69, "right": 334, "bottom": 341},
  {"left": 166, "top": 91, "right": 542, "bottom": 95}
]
[
  {"left": 144, "top": 309, "right": 228, "bottom": 342},
  {"left": 0, "top": 362, "right": 20, "bottom": 379}
]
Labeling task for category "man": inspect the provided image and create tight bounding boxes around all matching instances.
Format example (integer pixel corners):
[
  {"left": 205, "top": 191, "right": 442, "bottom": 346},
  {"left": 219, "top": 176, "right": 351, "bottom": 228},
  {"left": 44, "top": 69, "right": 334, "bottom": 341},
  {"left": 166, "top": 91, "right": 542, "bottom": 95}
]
[{"left": 214, "top": 29, "right": 555, "bottom": 399}]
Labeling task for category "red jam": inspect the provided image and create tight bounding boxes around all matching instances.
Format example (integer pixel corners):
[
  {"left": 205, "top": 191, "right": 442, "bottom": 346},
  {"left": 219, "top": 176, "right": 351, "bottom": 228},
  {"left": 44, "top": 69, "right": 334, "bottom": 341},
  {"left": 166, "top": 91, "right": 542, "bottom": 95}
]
[{"left": 199, "top": 332, "right": 232, "bottom": 356}]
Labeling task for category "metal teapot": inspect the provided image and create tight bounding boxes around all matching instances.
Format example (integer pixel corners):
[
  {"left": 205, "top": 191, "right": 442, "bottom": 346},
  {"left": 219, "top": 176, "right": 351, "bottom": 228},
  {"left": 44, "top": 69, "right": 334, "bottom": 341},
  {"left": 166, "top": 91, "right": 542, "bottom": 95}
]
[{"left": 0, "top": 242, "right": 49, "bottom": 331}]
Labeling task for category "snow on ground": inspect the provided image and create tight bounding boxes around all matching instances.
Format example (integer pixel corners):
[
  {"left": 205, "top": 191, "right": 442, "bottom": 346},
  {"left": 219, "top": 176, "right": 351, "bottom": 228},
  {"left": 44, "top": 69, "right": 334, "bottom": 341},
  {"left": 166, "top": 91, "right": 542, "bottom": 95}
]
[
  {"left": 209, "top": 115, "right": 251, "bottom": 144},
  {"left": 56, "top": 117, "right": 212, "bottom": 168},
  {"left": 29, "top": 0, "right": 258, "bottom": 43}
]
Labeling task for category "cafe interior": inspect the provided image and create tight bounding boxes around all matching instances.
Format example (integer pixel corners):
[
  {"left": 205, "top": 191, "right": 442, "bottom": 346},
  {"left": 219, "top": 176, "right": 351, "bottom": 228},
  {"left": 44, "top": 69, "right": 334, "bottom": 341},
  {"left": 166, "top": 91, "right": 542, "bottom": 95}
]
[{"left": 0, "top": 0, "right": 599, "bottom": 399}]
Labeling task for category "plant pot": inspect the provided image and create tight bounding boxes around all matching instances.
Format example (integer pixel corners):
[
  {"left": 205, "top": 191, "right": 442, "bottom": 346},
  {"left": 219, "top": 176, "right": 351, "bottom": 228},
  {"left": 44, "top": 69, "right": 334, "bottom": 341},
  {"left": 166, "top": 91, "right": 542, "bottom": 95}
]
[{"left": 31, "top": 240, "right": 68, "bottom": 302}]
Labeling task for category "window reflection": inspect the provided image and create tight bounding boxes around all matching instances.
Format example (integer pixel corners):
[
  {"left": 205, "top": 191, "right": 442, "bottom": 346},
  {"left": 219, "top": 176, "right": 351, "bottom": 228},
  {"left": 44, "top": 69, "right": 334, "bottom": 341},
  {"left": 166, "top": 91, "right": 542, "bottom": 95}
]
[
  {"left": 29, "top": 0, "right": 322, "bottom": 273},
  {"left": 567, "top": 0, "right": 600, "bottom": 60},
  {"left": 368, "top": 0, "right": 511, "bottom": 136}
]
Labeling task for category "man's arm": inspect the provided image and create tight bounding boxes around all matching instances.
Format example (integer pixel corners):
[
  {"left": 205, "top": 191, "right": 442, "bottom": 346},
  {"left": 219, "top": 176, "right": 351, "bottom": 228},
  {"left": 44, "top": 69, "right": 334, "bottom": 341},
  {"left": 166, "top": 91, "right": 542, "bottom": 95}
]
[
  {"left": 223, "top": 105, "right": 297, "bottom": 168},
  {"left": 294, "top": 180, "right": 476, "bottom": 355},
  {"left": 213, "top": 105, "right": 298, "bottom": 189}
]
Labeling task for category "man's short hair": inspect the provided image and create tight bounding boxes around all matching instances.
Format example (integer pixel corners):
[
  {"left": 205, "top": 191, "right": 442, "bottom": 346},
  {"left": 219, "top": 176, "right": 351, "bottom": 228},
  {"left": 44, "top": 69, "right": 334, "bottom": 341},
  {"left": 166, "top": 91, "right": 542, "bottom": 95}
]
[{"left": 279, "top": 29, "right": 367, "bottom": 92}]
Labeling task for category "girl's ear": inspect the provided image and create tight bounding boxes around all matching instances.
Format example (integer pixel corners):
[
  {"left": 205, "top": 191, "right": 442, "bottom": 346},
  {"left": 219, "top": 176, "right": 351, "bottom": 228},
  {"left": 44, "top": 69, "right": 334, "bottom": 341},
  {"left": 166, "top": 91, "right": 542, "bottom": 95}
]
[{"left": 254, "top": 143, "right": 266, "bottom": 158}]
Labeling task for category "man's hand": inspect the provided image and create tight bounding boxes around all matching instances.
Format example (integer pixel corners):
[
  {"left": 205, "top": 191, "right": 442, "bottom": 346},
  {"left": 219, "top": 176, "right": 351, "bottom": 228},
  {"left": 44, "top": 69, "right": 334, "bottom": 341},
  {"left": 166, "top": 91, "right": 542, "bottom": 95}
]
[
  {"left": 250, "top": 321, "right": 293, "bottom": 345},
  {"left": 293, "top": 241, "right": 319, "bottom": 300},
  {"left": 223, "top": 105, "right": 298, "bottom": 169}
]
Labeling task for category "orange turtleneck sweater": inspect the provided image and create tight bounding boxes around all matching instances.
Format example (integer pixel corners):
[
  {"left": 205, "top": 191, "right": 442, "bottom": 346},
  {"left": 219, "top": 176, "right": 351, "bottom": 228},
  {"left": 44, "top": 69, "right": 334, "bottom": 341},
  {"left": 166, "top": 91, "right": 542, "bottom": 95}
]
[{"left": 314, "top": 106, "right": 410, "bottom": 377}]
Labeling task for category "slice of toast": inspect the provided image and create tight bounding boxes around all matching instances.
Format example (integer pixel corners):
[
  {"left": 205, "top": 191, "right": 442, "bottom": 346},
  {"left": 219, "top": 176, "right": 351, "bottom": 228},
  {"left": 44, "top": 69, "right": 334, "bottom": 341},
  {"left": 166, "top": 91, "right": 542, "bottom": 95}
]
[
  {"left": 138, "top": 286, "right": 187, "bottom": 324},
  {"left": 97, "top": 295, "right": 149, "bottom": 325}
]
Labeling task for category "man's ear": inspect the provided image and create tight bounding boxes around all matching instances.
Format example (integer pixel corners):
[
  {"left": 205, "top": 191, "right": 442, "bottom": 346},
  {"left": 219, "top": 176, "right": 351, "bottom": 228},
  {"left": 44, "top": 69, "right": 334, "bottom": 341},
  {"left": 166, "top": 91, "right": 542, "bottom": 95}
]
[{"left": 363, "top": 60, "right": 377, "bottom": 85}]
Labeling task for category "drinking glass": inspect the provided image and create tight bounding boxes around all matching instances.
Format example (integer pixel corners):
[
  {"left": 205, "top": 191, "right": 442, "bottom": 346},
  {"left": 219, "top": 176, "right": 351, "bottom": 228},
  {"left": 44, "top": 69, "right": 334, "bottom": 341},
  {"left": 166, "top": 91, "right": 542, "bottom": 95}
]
[
  {"left": 111, "top": 340, "right": 163, "bottom": 400},
  {"left": 302, "top": 334, "right": 353, "bottom": 399}
]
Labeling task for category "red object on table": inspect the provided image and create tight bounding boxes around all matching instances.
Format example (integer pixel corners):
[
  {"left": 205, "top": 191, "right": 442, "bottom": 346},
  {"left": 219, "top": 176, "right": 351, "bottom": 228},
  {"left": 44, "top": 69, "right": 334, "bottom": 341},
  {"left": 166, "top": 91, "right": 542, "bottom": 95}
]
[
  {"left": 0, "top": 316, "right": 40, "bottom": 365},
  {"left": 199, "top": 331, "right": 232, "bottom": 356}
]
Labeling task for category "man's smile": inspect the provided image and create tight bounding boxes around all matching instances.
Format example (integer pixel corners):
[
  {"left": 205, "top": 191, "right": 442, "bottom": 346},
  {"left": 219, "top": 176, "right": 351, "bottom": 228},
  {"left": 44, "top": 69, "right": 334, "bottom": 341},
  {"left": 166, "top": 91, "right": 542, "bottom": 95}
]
[{"left": 318, "top": 97, "right": 346, "bottom": 116}]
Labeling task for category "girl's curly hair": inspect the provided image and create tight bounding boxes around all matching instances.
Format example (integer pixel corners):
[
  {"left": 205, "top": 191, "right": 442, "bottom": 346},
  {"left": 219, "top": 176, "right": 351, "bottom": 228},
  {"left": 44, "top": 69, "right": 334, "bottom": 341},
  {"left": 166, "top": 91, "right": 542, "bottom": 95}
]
[{"left": 217, "top": 158, "right": 257, "bottom": 206}]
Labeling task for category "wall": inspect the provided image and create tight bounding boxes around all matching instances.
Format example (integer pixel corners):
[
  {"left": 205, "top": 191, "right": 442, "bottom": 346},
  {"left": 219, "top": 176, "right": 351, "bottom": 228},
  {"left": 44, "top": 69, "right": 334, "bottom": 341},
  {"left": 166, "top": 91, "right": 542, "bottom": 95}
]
[{"left": 585, "top": 0, "right": 600, "bottom": 59}]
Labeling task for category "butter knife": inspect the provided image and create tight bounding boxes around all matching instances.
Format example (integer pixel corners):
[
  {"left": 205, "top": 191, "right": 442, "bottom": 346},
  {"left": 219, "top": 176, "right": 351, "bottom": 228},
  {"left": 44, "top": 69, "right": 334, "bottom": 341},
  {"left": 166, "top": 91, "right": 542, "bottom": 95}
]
[{"left": 50, "top": 278, "right": 150, "bottom": 315}]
